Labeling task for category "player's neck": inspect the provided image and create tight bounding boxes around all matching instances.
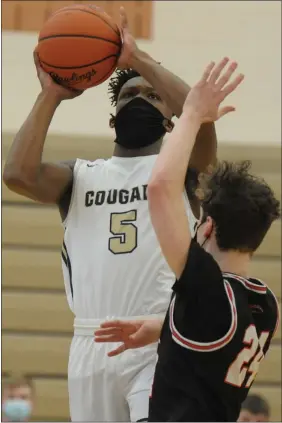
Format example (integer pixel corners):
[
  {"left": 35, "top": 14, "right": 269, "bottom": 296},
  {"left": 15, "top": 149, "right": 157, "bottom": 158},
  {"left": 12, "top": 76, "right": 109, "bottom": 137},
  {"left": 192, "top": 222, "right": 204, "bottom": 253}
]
[
  {"left": 113, "top": 139, "right": 163, "bottom": 158},
  {"left": 212, "top": 250, "right": 251, "bottom": 278}
]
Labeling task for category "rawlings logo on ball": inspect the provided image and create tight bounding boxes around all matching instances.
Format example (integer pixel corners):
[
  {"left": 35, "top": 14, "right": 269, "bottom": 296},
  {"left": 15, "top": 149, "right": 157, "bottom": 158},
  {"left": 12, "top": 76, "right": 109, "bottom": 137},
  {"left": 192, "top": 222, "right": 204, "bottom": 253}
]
[{"left": 50, "top": 69, "right": 97, "bottom": 86}]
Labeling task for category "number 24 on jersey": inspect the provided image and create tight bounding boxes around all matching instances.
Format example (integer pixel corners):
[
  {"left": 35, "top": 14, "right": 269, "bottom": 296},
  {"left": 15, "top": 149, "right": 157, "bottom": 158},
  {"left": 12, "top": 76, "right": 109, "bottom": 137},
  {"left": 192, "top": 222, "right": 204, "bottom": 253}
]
[{"left": 225, "top": 325, "right": 270, "bottom": 388}]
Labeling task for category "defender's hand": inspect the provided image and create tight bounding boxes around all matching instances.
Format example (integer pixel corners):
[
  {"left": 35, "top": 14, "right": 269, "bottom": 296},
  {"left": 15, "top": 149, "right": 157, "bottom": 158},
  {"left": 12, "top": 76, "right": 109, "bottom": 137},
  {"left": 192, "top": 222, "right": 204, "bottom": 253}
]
[
  {"left": 117, "top": 7, "right": 139, "bottom": 69},
  {"left": 94, "top": 318, "right": 163, "bottom": 357},
  {"left": 33, "top": 51, "right": 83, "bottom": 102},
  {"left": 183, "top": 57, "right": 244, "bottom": 123}
]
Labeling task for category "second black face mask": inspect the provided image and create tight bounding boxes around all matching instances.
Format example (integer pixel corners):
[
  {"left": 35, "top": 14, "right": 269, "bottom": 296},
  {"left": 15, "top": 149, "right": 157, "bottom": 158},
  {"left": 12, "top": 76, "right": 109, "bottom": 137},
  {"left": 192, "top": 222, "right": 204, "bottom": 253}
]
[{"left": 114, "top": 97, "right": 168, "bottom": 150}]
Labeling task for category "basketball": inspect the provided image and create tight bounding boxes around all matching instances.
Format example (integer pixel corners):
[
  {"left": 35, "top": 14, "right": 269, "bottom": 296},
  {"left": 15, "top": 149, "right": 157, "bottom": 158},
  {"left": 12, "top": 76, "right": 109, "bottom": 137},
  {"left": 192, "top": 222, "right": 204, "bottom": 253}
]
[{"left": 36, "top": 4, "right": 122, "bottom": 90}]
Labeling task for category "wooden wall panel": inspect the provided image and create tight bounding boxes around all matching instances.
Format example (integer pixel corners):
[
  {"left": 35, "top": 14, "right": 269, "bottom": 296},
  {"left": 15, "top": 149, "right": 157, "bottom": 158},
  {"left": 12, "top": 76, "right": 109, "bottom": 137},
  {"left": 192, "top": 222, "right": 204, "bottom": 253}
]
[{"left": 1, "top": 0, "right": 153, "bottom": 39}]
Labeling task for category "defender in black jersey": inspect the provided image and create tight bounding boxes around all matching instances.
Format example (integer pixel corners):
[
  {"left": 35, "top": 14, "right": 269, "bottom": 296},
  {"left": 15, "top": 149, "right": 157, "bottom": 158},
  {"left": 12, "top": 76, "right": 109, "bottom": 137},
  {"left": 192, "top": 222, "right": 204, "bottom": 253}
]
[
  {"left": 95, "top": 58, "right": 280, "bottom": 421},
  {"left": 149, "top": 241, "right": 279, "bottom": 421}
]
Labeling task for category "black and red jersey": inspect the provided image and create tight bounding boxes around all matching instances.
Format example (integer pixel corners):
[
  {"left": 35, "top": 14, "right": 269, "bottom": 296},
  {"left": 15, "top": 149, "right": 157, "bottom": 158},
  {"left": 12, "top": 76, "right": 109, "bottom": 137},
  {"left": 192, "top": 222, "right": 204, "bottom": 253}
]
[{"left": 149, "top": 241, "right": 279, "bottom": 422}]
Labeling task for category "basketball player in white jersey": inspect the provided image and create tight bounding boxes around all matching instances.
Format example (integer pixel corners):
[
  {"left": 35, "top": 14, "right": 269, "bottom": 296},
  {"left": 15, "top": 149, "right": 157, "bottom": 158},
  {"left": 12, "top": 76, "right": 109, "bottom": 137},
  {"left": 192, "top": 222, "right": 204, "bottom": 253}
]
[{"left": 4, "top": 8, "right": 217, "bottom": 422}]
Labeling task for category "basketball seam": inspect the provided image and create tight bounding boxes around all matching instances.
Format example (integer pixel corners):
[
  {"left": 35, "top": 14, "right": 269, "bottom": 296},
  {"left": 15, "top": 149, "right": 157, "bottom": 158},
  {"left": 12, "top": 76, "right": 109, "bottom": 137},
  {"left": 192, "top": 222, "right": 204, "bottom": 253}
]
[
  {"left": 47, "top": 6, "right": 120, "bottom": 37},
  {"left": 39, "top": 33, "right": 121, "bottom": 48},
  {"left": 39, "top": 53, "right": 119, "bottom": 70},
  {"left": 93, "top": 60, "right": 118, "bottom": 86},
  {"left": 51, "top": 57, "right": 117, "bottom": 87}
]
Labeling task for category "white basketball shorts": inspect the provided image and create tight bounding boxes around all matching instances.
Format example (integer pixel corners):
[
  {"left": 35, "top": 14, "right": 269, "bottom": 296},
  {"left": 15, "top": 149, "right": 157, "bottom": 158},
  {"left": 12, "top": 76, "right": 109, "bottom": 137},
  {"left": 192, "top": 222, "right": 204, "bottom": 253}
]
[{"left": 68, "top": 318, "right": 159, "bottom": 422}]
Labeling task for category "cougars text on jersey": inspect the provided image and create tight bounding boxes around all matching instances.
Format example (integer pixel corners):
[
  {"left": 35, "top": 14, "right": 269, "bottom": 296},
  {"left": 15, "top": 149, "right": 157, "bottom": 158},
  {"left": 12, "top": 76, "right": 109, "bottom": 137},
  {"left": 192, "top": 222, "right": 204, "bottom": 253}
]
[{"left": 85, "top": 184, "right": 148, "bottom": 207}]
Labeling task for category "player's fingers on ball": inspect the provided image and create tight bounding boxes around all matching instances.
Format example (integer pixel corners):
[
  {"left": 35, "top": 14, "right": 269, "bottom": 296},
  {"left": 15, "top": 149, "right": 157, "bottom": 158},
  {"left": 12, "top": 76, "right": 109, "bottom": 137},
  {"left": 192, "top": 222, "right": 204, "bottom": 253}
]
[
  {"left": 200, "top": 61, "right": 215, "bottom": 83},
  {"left": 120, "top": 6, "right": 128, "bottom": 27},
  {"left": 119, "top": 7, "right": 126, "bottom": 28},
  {"left": 208, "top": 57, "right": 229, "bottom": 84},
  {"left": 68, "top": 87, "right": 83, "bottom": 94},
  {"left": 73, "top": 89, "right": 84, "bottom": 97},
  {"left": 216, "top": 61, "right": 238, "bottom": 90},
  {"left": 118, "top": 26, "right": 124, "bottom": 43},
  {"left": 33, "top": 51, "right": 40, "bottom": 69},
  {"left": 222, "top": 73, "right": 245, "bottom": 97}
]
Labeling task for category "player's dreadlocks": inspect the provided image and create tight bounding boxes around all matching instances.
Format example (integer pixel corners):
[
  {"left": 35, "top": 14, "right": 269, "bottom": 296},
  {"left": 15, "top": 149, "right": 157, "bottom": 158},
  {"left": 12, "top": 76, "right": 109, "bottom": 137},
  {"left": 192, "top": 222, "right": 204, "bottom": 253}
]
[{"left": 108, "top": 68, "right": 140, "bottom": 107}]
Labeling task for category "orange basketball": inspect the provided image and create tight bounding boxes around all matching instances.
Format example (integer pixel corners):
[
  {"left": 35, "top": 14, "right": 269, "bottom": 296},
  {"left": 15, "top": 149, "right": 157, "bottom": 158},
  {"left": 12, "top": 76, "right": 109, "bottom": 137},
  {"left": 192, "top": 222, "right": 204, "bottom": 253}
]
[{"left": 36, "top": 4, "right": 122, "bottom": 90}]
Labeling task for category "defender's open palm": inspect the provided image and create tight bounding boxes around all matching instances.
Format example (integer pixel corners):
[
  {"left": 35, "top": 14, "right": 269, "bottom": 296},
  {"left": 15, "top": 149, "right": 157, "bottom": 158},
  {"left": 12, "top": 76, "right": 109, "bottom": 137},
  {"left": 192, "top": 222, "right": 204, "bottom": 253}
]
[
  {"left": 184, "top": 57, "right": 244, "bottom": 122},
  {"left": 95, "top": 319, "right": 163, "bottom": 357}
]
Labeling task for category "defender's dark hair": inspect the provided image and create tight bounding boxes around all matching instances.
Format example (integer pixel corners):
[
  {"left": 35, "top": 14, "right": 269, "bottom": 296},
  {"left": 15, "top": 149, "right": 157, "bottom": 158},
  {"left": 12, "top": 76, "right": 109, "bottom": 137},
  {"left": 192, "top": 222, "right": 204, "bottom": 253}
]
[
  {"left": 108, "top": 68, "right": 140, "bottom": 106},
  {"left": 241, "top": 394, "right": 270, "bottom": 416},
  {"left": 185, "top": 167, "right": 200, "bottom": 201},
  {"left": 198, "top": 160, "right": 280, "bottom": 252}
]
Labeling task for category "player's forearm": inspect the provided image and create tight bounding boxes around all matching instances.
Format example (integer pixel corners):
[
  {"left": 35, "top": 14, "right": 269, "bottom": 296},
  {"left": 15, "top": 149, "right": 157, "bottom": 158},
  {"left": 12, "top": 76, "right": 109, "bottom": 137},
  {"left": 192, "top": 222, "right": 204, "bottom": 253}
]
[
  {"left": 148, "top": 111, "right": 200, "bottom": 278},
  {"left": 3, "top": 90, "right": 60, "bottom": 188},
  {"left": 149, "top": 110, "right": 201, "bottom": 195},
  {"left": 131, "top": 50, "right": 217, "bottom": 172}
]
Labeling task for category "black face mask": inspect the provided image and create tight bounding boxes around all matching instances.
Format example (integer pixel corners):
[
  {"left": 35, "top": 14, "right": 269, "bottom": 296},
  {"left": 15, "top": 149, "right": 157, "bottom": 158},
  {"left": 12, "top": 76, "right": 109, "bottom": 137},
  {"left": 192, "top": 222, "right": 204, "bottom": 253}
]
[{"left": 114, "top": 97, "right": 168, "bottom": 149}]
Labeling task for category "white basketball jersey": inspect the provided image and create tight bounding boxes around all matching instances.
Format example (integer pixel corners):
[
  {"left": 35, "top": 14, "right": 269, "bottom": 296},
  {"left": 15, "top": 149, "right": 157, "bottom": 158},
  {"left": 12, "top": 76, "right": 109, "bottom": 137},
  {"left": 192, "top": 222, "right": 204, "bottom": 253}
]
[{"left": 62, "top": 155, "right": 197, "bottom": 319}]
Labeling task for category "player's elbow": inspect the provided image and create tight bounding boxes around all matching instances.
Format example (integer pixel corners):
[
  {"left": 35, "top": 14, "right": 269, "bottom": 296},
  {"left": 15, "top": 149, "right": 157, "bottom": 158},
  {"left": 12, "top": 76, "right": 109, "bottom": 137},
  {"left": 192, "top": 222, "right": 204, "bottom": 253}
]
[
  {"left": 3, "top": 166, "right": 33, "bottom": 193},
  {"left": 148, "top": 177, "right": 170, "bottom": 200},
  {"left": 148, "top": 170, "right": 177, "bottom": 197},
  {"left": 148, "top": 177, "right": 172, "bottom": 216},
  {"left": 3, "top": 167, "right": 21, "bottom": 189}
]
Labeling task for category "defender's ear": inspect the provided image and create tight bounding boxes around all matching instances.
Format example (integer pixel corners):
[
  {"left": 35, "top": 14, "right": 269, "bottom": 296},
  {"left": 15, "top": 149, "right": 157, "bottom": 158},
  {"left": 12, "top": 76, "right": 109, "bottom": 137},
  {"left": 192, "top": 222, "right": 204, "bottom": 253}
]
[{"left": 203, "top": 216, "right": 214, "bottom": 238}]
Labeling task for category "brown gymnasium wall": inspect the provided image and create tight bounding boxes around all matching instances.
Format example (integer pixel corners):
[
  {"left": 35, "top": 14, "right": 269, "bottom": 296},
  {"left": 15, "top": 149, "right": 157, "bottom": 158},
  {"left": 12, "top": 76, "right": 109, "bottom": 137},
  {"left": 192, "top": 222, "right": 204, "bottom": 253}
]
[
  {"left": 2, "top": 0, "right": 153, "bottom": 39},
  {"left": 2, "top": 132, "right": 281, "bottom": 173}
]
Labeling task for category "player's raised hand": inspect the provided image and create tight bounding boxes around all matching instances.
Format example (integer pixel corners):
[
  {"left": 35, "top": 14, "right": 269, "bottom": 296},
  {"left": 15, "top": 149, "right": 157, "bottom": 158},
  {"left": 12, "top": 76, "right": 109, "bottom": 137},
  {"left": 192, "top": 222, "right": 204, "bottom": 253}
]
[
  {"left": 33, "top": 51, "right": 83, "bottom": 101},
  {"left": 183, "top": 57, "right": 244, "bottom": 122},
  {"left": 94, "top": 318, "right": 163, "bottom": 357},
  {"left": 117, "top": 7, "right": 139, "bottom": 69}
]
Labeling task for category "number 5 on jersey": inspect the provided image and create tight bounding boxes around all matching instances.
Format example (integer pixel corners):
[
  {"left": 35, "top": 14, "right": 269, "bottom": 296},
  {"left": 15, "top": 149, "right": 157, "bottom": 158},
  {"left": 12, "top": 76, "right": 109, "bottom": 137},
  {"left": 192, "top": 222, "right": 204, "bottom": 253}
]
[{"left": 109, "top": 210, "right": 138, "bottom": 254}]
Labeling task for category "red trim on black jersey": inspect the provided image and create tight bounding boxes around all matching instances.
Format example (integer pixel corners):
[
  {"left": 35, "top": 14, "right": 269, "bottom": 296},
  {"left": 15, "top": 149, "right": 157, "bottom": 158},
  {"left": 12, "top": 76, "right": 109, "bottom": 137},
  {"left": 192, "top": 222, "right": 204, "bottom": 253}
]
[
  {"left": 224, "top": 273, "right": 279, "bottom": 337},
  {"left": 223, "top": 273, "right": 267, "bottom": 294},
  {"left": 268, "top": 286, "right": 280, "bottom": 337},
  {"left": 169, "top": 280, "right": 237, "bottom": 352}
]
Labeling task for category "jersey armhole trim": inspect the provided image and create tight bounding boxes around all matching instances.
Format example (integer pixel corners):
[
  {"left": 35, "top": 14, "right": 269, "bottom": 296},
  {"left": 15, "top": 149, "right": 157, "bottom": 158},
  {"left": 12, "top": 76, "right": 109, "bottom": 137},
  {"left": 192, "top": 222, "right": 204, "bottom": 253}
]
[
  {"left": 268, "top": 286, "right": 280, "bottom": 337},
  {"left": 169, "top": 280, "right": 237, "bottom": 352},
  {"left": 223, "top": 272, "right": 267, "bottom": 294},
  {"left": 61, "top": 240, "right": 73, "bottom": 298},
  {"left": 62, "top": 159, "right": 80, "bottom": 228}
]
